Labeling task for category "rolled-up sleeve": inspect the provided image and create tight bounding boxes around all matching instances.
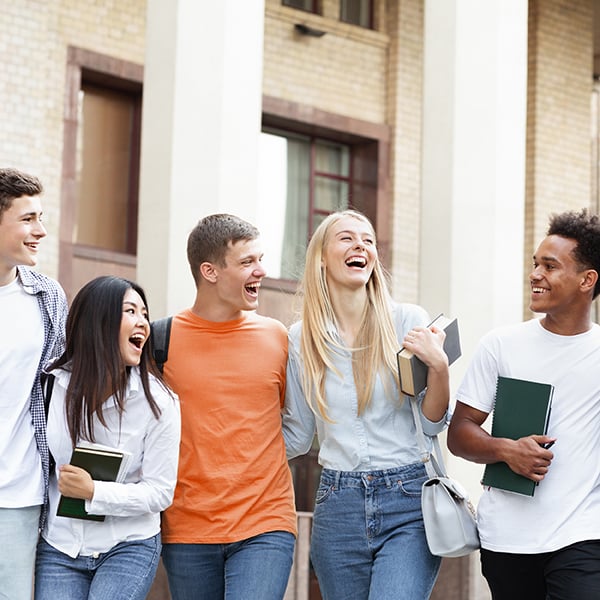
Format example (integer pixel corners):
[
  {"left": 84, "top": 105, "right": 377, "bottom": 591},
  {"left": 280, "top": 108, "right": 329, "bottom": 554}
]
[{"left": 282, "top": 342, "right": 316, "bottom": 459}]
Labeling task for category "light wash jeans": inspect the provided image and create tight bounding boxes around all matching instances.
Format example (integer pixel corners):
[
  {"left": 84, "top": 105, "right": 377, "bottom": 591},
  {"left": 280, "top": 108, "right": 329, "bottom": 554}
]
[
  {"left": 0, "top": 505, "right": 41, "bottom": 600},
  {"left": 34, "top": 533, "right": 161, "bottom": 600},
  {"left": 310, "top": 464, "right": 441, "bottom": 600},
  {"left": 162, "top": 530, "right": 296, "bottom": 600}
]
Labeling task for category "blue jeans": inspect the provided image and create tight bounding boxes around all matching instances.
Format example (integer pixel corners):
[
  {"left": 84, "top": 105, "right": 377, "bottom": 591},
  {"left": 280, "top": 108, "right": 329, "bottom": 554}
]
[
  {"left": 34, "top": 534, "right": 161, "bottom": 600},
  {"left": 310, "top": 464, "right": 441, "bottom": 600},
  {"left": 0, "top": 505, "right": 41, "bottom": 600},
  {"left": 162, "top": 530, "right": 296, "bottom": 600}
]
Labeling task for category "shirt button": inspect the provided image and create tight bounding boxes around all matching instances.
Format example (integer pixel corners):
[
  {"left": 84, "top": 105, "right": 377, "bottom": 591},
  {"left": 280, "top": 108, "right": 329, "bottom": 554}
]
[{"left": 92, "top": 552, "right": 99, "bottom": 559}]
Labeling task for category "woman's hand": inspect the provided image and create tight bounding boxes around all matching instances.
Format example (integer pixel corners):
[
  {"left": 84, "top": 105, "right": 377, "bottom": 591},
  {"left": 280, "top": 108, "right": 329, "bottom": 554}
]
[
  {"left": 402, "top": 325, "right": 448, "bottom": 371},
  {"left": 58, "top": 464, "right": 95, "bottom": 500},
  {"left": 403, "top": 325, "right": 450, "bottom": 422}
]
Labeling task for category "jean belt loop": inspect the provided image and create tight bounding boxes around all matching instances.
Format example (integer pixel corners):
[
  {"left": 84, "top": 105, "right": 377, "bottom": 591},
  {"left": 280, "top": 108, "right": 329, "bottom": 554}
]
[
  {"left": 384, "top": 472, "right": 392, "bottom": 488},
  {"left": 334, "top": 470, "right": 341, "bottom": 490}
]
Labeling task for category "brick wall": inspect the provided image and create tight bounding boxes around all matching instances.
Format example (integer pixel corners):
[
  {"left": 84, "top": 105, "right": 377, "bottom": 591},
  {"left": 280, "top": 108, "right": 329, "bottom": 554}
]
[
  {"left": 525, "top": 0, "right": 594, "bottom": 315},
  {"left": 263, "top": 0, "right": 424, "bottom": 301},
  {"left": 0, "top": 0, "right": 146, "bottom": 281}
]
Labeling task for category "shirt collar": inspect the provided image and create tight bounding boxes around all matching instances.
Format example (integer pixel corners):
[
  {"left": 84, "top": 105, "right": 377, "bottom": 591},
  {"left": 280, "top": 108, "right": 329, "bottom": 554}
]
[{"left": 16, "top": 265, "right": 42, "bottom": 294}]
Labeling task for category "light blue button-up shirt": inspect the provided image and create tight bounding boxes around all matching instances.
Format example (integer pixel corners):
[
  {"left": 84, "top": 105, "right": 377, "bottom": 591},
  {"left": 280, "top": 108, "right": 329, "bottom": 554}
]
[{"left": 282, "top": 303, "right": 447, "bottom": 471}]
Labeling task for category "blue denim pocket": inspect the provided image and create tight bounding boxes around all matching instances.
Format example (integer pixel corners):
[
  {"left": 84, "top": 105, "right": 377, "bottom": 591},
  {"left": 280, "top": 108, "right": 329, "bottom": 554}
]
[
  {"left": 397, "top": 472, "right": 427, "bottom": 497},
  {"left": 314, "top": 483, "right": 335, "bottom": 505}
]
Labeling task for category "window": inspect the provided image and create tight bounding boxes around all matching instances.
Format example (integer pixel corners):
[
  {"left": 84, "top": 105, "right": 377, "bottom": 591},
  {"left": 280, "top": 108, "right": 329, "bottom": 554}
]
[
  {"left": 75, "top": 82, "right": 141, "bottom": 254},
  {"left": 282, "top": 0, "right": 319, "bottom": 12},
  {"left": 258, "top": 129, "right": 351, "bottom": 279},
  {"left": 60, "top": 47, "right": 142, "bottom": 300},
  {"left": 260, "top": 97, "right": 389, "bottom": 286},
  {"left": 340, "top": 0, "right": 373, "bottom": 28}
]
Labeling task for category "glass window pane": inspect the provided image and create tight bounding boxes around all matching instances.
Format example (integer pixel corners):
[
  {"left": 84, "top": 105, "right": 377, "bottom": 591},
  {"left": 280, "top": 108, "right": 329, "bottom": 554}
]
[
  {"left": 258, "top": 131, "right": 310, "bottom": 280},
  {"left": 282, "top": 0, "right": 316, "bottom": 12},
  {"left": 258, "top": 130, "right": 352, "bottom": 280},
  {"left": 315, "top": 141, "right": 349, "bottom": 176},
  {"left": 75, "top": 83, "right": 136, "bottom": 253},
  {"left": 340, "top": 0, "right": 372, "bottom": 28},
  {"left": 314, "top": 177, "right": 349, "bottom": 213}
]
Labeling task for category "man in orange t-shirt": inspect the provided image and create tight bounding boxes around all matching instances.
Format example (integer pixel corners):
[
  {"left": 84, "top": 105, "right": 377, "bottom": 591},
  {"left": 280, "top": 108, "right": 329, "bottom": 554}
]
[{"left": 160, "top": 214, "right": 297, "bottom": 600}]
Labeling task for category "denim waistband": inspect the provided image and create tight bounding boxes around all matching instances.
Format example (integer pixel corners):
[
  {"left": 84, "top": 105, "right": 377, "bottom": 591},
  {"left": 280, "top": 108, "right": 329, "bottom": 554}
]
[{"left": 320, "top": 462, "right": 426, "bottom": 489}]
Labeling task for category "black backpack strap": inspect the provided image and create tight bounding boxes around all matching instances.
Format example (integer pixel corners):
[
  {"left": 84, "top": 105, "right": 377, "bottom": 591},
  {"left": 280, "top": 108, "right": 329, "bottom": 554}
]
[
  {"left": 40, "top": 372, "right": 55, "bottom": 420},
  {"left": 150, "top": 316, "right": 173, "bottom": 374},
  {"left": 40, "top": 372, "right": 56, "bottom": 473}
]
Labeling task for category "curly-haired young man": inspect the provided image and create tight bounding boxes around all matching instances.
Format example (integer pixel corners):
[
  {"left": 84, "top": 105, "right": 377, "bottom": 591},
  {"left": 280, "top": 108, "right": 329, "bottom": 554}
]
[{"left": 448, "top": 208, "right": 600, "bottom": 600}]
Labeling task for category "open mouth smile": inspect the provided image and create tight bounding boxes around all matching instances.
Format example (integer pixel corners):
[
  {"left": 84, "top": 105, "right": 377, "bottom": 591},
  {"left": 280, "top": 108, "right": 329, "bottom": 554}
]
[
  {"left": 345, "top": 255, "right": 367, "bottom": 268},
  {"left": 129, "top": 333, "right": 146, "bottom": 349},
  {"left": 245, "top": 282, "right": 260, "bottom": 297}
]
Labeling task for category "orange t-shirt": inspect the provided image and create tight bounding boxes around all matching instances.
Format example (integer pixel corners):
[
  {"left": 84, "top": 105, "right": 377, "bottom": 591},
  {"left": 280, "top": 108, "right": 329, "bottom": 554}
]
[{"left": 161, "top": 309, "right": 297, "bottom": 543}]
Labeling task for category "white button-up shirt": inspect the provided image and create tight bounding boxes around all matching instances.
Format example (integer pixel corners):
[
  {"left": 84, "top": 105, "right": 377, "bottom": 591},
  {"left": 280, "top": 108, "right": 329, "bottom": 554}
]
[
  {"left": 43, "top": 367, "right": 180, "bottom": 558},
  {"left": 282, "top": 303, "right": 447, "bottom": 471}
]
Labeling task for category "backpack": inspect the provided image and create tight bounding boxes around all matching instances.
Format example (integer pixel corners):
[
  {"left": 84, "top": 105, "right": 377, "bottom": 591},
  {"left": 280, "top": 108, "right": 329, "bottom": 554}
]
[{"left": 150, "top": 316, "right": 173, "bottom": 374}]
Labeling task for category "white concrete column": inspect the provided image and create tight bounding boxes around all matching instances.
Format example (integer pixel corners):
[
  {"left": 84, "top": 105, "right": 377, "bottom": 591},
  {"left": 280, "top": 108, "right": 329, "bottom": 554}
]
[
  {"left": 138, "top": 0, "right": 265, "bottom": 317},
  {"left": 421, "top": 0, "right": 528, "bottom": 497}
]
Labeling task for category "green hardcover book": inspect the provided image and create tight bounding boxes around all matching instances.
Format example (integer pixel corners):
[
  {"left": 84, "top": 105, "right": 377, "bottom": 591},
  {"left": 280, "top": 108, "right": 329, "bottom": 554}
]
[
  {"left": 57, "top": 446, "right": 124, "bottom": 521},
  {"left": 482, "top": 376, "right": 554, "bottom": 496}
]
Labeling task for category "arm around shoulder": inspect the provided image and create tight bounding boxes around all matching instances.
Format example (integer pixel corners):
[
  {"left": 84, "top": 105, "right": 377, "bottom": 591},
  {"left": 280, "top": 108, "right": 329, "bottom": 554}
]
[{"left": 281, "top": 344, "right": 316, "bottom": 459}]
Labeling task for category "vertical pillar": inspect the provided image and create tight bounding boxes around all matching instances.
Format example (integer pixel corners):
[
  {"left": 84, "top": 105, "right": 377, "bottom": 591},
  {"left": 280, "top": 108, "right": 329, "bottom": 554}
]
[
  {"left": 421, "top": 0, "right": 528, "bottom": 487},
  {"left": 421, "top": 8, "right": 527, "bottom": 595},
  {"left": 138, "top": 0, "right": 265, "bottom": 316}
]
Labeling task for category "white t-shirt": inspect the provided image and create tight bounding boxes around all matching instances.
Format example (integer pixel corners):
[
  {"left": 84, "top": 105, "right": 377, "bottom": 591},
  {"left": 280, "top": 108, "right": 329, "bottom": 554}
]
[
  {"left": 456, "top": 318, "right": 600, "bottom": 553},
  {"left": 0, "top": 277, "right": 44, "bottom": 506}
]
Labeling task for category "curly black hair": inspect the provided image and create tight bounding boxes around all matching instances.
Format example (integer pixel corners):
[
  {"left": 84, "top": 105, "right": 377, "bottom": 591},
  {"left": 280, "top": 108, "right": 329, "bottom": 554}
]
[{"left": 547, "top": 208, "right": 600, "bottom": 298}]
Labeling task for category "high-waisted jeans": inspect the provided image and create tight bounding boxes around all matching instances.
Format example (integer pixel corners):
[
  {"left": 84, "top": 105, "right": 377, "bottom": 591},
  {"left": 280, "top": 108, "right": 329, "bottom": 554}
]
[{"left": 310, "top": 463, "right": 441, "bottom": 600}]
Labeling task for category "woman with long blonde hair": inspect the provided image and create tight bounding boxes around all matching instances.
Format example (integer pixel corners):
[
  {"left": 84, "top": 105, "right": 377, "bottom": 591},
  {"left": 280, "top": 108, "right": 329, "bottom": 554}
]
[{"left": 283, "top": 210, "right": 449, "bottom": 599}]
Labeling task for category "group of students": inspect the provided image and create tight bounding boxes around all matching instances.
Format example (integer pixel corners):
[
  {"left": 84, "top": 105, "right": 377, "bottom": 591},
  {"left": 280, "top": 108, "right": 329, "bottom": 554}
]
[{"left": 2, "top": 165, "right": 600, "bottom": 600}]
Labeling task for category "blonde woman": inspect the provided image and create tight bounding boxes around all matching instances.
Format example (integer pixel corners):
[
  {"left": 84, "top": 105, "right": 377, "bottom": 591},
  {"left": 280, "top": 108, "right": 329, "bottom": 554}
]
[{"left": 283, "top": 210, "right": 449, "bottom": 600}]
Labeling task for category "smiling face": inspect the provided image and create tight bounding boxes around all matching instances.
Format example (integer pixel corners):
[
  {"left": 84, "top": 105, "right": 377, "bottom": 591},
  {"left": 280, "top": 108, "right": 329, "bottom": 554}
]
[
  {"left": 211, "top": 237, "right": 266, "bottom": 319},
  {"left": 119, "top": 287, "right": 150, "bottom": 367},
  {"left": 529, "top": 234, "right": 589, "bottom": 318},
  {"left": 0, "top": 195, "right": 47, "bottom": 285},
  {"left": 321, "top": 215, "right": 377, "bottom": 292}
]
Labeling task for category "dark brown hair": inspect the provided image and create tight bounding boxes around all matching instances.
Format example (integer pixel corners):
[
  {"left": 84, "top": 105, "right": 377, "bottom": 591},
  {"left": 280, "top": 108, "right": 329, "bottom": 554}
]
[{"left": 0, "top": 168, "right": 43, "bottom": 219}]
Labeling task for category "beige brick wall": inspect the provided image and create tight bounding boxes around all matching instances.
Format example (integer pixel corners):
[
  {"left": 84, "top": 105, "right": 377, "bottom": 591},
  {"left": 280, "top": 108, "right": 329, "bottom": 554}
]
[
  {"left": 386, "top": 0, "right": 424, "bottom": 303},
  {"left": 0, "top": 0, "right": 146, "bottom": 281},
  {"left": 525, "top": 0, "right": 594, "bottom": 315},
  {"left": 263, "top": 0, "right": 389, "bottom": 124},
  {"left": 3, "top": 0, "right": 596, "bottom": 321},
  {"left": 263, "top": 0, "right": 424, "bottom": 302}
]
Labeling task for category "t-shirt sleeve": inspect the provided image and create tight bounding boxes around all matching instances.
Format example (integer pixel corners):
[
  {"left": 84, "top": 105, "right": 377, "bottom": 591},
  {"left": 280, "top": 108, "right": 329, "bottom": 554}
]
[{"left": 455, "top": 334, "right": 499, "bottom": 415}]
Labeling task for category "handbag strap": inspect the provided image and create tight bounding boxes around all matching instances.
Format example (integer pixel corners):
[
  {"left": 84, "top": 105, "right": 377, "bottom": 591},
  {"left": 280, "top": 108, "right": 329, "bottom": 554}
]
[
  {"left": 393, "top": 305, "right": 448, "bottom": 480},
  {"left": 409, "top": 396, "right": 448, "bottom": 480}
]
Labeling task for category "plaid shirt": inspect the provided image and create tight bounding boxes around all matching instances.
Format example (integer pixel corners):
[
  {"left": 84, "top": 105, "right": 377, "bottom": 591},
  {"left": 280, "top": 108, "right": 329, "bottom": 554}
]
[{"left": 16, "top": 266, "right": 67, "bottom": 528}]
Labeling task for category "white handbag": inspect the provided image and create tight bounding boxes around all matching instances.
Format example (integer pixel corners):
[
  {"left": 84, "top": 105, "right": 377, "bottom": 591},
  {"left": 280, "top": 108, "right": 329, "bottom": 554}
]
[{"left": 410, "top": 398, "right": 480, "bottom": 558}]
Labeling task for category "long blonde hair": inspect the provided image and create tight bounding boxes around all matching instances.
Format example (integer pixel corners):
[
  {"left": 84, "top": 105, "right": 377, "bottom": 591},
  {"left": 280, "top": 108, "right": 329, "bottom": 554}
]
[{"left": 299, "top": 210, "right": 400, "bottom": 420}]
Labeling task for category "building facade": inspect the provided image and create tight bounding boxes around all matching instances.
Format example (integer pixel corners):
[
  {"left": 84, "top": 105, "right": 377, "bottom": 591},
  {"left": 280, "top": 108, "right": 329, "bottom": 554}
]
[{"left": 2, "top": 1, "right": 598, "bottom": 598}]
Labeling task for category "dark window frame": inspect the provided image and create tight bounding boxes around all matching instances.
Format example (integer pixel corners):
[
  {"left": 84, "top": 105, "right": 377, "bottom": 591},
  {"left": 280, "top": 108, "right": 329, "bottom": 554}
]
[{"left": 261, "top": 95, "right": 391, "bottom": 287}]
